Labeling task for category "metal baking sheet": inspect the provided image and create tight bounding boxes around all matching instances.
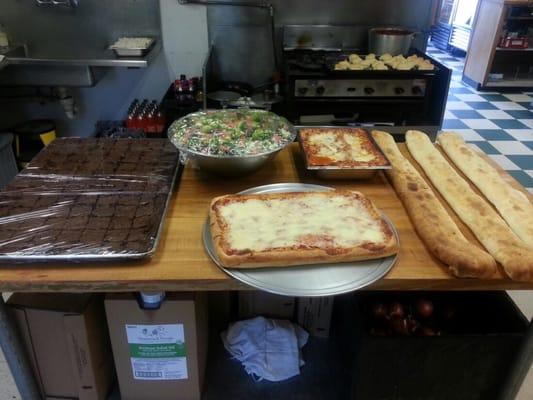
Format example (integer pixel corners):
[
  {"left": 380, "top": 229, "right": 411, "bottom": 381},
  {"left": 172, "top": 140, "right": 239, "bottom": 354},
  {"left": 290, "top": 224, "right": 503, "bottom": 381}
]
[
  {"left": 110, "top": 38, "right": 155, "bottom": 57},
  {"left": 202, "top": 183, "right": 399, "bottom": 296},
  {"left": 0, "top": 139, "right": 179, "bottom": 262},
  {"left": 296, "top": 126, "right": 392, "bottom": 180},
  {"left": 325, "top": 54, "right": 439, "bottom": 75}
]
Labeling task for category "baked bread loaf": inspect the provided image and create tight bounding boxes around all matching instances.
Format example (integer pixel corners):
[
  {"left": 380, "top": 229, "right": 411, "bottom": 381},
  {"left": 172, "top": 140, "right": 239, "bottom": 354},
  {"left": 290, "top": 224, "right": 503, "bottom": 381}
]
[
  {"left": 438, "top": 132, "right": 533, "bottom": 247},
  {"left": 371, "top": 130, "right": 497, "bottom": 278},
  {"left": 209, "top": 190, "right": 398, "bottom": 268},
  {"left": 405, "top": 130, "right": 533, "bottom": 281}
]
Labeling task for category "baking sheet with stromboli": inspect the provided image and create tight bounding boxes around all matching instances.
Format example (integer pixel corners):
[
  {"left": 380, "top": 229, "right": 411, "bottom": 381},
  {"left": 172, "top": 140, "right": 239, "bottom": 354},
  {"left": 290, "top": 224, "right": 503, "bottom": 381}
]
[{"left": 0, "top": 138, "right": 179, "bottom": 261}]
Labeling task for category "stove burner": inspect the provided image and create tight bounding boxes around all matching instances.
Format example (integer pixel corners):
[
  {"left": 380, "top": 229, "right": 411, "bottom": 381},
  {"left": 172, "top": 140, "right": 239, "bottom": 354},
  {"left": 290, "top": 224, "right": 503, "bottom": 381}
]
[{"left": 287, "top": 53, "right": 327, "bottom": 72}]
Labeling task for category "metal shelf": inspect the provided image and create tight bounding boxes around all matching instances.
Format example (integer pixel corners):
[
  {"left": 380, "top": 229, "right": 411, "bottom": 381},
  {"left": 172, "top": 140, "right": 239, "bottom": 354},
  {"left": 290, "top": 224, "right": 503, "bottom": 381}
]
[
  {"left": 486, "top": 78, "right": 533, "bottom": 87},
  {"left": 496, "top": 47, "right": 533, "bottom": 51},
  {"left": 3, "top": 42, "right": 161, "bottom": 68}
]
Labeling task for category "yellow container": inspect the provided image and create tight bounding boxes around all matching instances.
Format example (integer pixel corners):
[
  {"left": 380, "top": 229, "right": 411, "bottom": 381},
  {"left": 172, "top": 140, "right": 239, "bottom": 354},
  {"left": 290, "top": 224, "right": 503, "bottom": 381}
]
[{"left": 13, "top": 119, "right": 56, "bottom": 168}]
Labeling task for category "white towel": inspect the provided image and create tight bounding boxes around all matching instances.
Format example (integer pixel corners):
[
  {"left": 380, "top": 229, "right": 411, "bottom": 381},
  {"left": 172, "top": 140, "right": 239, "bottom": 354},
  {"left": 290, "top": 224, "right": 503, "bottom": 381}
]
[{"left": 221, "top": 316, "right": 309, "bottom": 382}]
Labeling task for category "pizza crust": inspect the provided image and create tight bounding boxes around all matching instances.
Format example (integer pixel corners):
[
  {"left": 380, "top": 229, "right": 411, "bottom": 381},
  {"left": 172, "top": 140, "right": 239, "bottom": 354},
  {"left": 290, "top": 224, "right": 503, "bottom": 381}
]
[
  {"left": 438, "top": 132, "right": 533, "bottom": 247},
  {"left": 371, "top": 130, "right": 497, "bottom": 278},
  {"left": 209, "top": 190, "right": 398, "bottom": 268},
  {"left": 405, "top": 130, "right": 533, "bottom": 281}
]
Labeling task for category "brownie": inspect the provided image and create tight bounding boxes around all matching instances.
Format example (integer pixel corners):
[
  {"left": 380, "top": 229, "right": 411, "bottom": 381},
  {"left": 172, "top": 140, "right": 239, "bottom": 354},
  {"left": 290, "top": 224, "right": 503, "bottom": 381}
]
[
  {"left": 104, "top": 229, "right": 129, "bottom": 242},
  {"left": 115, "top": 205, "right": 136, "bottom": 217},
  {"left": 46, "top": 217, "right": 67, "bottom": 229},
  {"left": 67, "top": 216, "right": 89, "bottom": 230},
  {"left": 69, "top": 205, "right": 93, "bottom": 217},
  {"left": 127, "top": 228, "right": 152, "bottom": 242},
  {"left": 124, "top": 241, "right": 149, "bottom": 253},
  {"left": 57, "top": 229, "right": 83, "bottom": 242},
  {"left": 132, "top": 215, "right": 152, "bottom": 229},
  {"left": 81, "top": 229, "right": 106, "bottom": 243},
  {"left": 32, "top": 230, "right": 59, "bottom": 247},
  {"left": 0, "top": 230, "right": 14, "bottom": 242},
  {"left": 0, "top": 138, "right": 178, "bottom": 259},
  {"left": 135, "top": 202, "right": 154, "bottom": 218},
  {"left": 109, "top": 216, "right": 132, "bottom": 230},
  {"left": 97, "top": 196, "right": 118, "bottom": 206},
  {"left": 118, "top": 195, "right": 139, "bottom": 206},
  {"left": 93, "top": 205, "right": 114, "bottom": 217},
  {"left": 86, "top": 216, "right": 111, "bottom": 230}
]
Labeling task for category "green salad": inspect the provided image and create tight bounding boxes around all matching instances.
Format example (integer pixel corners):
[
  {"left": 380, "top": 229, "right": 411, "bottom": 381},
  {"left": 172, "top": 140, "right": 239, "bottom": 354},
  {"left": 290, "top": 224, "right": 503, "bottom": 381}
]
[{"left": 168, "top": 109, "right": 294, "bottom": 156}]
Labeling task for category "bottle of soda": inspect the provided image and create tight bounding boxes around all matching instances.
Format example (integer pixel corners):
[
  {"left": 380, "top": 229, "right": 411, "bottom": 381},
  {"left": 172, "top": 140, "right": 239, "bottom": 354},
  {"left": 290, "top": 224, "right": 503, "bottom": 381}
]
[{"left": 156, "top": 106, "right": 166, "bottom": 136}]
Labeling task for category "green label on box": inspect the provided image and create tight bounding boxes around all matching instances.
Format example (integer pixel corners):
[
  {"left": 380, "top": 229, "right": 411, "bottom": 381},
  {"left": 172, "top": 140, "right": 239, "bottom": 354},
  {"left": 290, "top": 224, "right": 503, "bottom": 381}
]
[
  {"left": 129, "top": 342, "right": 186, "bottom": 358},
  {"left": 125, "top": 324, "right": 188, "bottom": 380}
]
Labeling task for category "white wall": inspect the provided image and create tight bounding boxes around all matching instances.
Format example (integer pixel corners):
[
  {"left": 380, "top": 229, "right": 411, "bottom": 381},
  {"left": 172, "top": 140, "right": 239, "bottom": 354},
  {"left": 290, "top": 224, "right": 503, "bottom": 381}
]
[{"left": 161, "top": 0, "right": 209, "bottom": 79}]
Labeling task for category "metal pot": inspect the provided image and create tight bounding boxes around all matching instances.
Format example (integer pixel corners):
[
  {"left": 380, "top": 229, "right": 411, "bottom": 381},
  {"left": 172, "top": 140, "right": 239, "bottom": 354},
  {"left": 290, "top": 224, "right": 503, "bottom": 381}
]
[{"left": 368, "top": 27, "right": 416, "bottom": 56}]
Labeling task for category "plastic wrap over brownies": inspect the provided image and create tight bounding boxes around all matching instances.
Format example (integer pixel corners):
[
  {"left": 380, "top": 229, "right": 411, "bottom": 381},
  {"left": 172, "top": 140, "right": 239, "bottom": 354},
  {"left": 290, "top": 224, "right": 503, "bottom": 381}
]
[{"left": 0, "top": 138, "right": 179, "bottom": 261}]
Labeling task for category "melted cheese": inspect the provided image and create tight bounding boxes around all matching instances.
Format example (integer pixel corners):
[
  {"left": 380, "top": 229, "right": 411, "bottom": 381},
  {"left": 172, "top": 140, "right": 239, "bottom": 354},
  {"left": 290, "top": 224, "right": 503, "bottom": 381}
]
[
  {"left": 344, "top": 134, "right": 374, "bottom": 162},
  {"left": 219, "top": 194, "right": 386, "bottom": 252},
  {"left": 309, "top": 132, "right": 347, "bottom": 161},
  {"left": 308, "top": 131, "right": 375, "bottom": 162}
]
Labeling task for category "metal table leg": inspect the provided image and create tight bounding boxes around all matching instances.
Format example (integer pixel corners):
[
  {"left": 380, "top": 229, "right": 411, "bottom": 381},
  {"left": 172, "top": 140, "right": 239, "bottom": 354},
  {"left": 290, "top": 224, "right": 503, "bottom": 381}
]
[
  {"left": 0, "top": 295, "right": 41, "bottom": 400},
  {"left": 498, "top": 317, "right": 533, "bottom": 400}
]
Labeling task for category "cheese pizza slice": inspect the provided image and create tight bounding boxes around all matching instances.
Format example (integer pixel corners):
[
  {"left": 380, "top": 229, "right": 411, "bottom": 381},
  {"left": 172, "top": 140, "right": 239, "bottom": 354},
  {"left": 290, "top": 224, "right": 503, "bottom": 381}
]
[
  {"left": 209, "top": 190, "right": 398, "bottom": 268},
  {"left": 299, "top": 128, "right": 389, "bottom": 167}
]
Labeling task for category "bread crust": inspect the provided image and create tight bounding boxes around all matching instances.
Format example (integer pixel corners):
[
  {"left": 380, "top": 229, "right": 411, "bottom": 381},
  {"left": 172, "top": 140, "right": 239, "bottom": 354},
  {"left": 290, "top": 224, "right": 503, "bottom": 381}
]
[
  {"left": 405, "top": 130, "right": 533, "bottom": 281},
  {"left": 209, "top": 190, "right": 398, "bottom": 268},
  {"left": 438, "top": 132, "right": 533, "bottom": 247},
  {"left": 371, "top": 130, "right": 497, "bottom": 278},
  {"left": 299, "top": 127, "right": 390, "bottom": 167}
]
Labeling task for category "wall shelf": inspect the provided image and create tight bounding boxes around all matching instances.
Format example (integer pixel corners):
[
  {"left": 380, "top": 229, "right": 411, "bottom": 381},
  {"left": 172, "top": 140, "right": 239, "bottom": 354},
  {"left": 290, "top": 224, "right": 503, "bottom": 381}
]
[
  {"left": 4, "top": 42, "right": 161, "bottom": 69},
  {"left": 496, "top": 47, "right": 533, "bottom": 51},
  {"left": 486, "top": 78, "right": 533, "bottom": 87}
]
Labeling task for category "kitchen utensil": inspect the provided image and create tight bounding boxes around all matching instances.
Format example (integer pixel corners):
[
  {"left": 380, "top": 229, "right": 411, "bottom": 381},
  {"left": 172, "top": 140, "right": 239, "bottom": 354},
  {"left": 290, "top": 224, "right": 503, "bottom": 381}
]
[
  {"left": 368, "top": 27, "right": 417, "bottom": 56},
  {"left": 203, "top": 183, "right": 399, "bottom": 296}
]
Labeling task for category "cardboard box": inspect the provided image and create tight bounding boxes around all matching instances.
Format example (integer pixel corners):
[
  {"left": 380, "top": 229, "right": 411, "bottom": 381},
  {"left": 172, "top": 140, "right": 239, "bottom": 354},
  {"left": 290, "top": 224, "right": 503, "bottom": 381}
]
[
  {"left": 7, "top": 293, "right": 114, "bottom": 400},
  {"left": 238, "top": 291, "right": 295, "bottom": 320},
  {"left": 105, "top": 293, "right": 208, "bottom": 400},
  {"left": 297, "top": 296, "right": 334, "bottom": 338}
]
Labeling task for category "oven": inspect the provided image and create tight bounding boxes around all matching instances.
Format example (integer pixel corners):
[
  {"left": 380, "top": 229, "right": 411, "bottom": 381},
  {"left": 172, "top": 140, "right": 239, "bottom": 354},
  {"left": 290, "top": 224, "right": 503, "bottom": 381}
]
[{"left": 282, "top": 26, "right": 452, "bottom": 141}]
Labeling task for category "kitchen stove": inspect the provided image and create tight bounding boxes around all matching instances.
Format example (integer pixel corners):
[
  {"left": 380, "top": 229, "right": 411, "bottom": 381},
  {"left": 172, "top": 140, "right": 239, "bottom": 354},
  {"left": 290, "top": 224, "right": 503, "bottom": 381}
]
[{"left": 282, "top": 26, "right": 452, "bottom": 141}]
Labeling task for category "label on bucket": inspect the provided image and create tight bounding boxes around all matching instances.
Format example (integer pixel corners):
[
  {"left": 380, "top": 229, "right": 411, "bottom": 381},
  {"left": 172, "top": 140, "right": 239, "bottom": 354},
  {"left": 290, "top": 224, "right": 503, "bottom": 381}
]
[{"left": 126, "top": 324, "right": 188, "bottom": 380}]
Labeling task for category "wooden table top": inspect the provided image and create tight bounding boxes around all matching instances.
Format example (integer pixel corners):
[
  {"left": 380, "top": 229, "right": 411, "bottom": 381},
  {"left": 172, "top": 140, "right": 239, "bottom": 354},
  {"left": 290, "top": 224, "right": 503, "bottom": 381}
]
[{"left": 0, "top": 142, "right": 531, "bottom": 293}]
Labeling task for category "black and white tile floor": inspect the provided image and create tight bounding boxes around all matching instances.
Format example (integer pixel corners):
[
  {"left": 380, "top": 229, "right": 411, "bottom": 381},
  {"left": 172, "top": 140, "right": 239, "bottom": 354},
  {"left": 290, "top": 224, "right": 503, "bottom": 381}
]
[{"left": 427, "top": 44, "right": 533, "bottom": 193}]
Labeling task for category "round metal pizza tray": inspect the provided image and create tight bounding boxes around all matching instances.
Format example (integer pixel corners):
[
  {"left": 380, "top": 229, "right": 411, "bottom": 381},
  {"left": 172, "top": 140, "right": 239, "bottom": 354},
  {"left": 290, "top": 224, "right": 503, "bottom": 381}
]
[{"left": 202, "top": 183, "right": 399, "bottom": 297}]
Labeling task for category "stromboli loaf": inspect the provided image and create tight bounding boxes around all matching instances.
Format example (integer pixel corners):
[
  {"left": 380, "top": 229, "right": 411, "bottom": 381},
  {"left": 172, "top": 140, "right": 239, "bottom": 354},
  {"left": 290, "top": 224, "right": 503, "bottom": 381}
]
[
  {"left": 371, "top": 130, "right": 497, "bottom": 278},
  {"left": 209, "top": 190, "right": 398, "bottom": 268},
  {"left": 405, "top": 130, "right": 533, "bottom": 281},
  {"left": 437, "top": 132, "right": 533, "bottom": 247}
]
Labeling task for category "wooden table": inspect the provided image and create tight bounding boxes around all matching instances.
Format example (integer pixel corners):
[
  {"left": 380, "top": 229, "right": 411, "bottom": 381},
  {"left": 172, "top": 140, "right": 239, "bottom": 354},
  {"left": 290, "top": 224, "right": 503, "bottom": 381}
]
[
  {"left": 1, "top": 142, "right": 532, "bottom": 400},
  {"left": 0, "top": 143, "right": 531, "bottom": 292}
]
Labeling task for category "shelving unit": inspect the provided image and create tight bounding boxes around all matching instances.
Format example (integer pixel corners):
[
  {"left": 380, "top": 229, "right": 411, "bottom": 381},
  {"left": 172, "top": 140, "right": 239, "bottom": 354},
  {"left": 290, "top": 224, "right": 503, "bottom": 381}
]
[{"left": 463, "top": 0, "right": 533, "bottom": 90}]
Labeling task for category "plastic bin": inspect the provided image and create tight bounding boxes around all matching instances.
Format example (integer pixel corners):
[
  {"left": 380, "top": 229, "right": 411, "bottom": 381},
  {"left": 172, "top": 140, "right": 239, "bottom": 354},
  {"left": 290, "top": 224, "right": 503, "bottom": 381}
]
[
  {"left": 350, "top": 291, "right": 528, "bottom": 400},
  {"left": 0, "top": 133, "right": 18, "bottom": 189}
]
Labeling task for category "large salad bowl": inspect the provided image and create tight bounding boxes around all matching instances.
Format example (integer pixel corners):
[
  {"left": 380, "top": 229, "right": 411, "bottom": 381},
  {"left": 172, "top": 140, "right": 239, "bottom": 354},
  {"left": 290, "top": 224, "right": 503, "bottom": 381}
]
[{"left": 168, "top": 109, "right": 296, "bottom": 177}]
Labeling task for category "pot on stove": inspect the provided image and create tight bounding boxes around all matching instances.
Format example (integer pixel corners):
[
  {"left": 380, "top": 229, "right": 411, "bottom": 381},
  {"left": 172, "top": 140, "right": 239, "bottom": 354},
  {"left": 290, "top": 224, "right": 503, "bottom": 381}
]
[{"left": 368, "top": 27, "right": 417, "bottom": 56}]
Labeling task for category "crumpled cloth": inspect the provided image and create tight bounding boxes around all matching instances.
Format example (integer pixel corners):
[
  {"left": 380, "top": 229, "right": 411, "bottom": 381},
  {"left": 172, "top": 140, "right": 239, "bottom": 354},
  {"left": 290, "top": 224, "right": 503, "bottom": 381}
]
[{"left": 221, "top": 316, "right": 309, "bottom": 382}]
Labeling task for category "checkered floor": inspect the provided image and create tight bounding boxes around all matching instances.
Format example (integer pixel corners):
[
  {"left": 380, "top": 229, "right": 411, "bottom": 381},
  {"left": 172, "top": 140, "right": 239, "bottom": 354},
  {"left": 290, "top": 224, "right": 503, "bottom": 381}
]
[{"left": 427, "top": 44, "right": 533, "bottom": 193}]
